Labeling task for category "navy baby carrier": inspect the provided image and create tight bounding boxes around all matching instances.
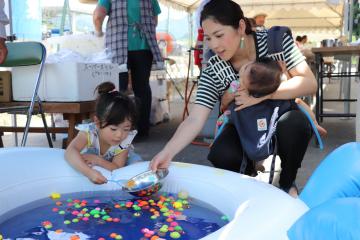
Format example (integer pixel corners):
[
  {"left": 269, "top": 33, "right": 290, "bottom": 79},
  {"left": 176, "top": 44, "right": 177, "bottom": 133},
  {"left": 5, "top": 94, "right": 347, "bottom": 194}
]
[{"left": 229, "top": 26, "right": 318, "bottom": 183}]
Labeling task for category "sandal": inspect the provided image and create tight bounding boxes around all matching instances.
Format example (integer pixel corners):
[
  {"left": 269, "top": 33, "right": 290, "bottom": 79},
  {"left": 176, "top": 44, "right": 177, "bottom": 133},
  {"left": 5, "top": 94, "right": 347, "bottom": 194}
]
[{"left": 281, "top": 182, "right": 299, "bottom": 198}]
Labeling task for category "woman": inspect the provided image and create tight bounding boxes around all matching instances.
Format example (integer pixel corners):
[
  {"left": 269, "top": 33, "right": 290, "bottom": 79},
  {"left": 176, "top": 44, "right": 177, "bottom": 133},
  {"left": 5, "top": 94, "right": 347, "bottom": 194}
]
[
  {"left": 93, "top": 0, "right": 163, "bottom": 140},
  {"left": 150, "top": 0, "right": 316, "bottom": 197}
]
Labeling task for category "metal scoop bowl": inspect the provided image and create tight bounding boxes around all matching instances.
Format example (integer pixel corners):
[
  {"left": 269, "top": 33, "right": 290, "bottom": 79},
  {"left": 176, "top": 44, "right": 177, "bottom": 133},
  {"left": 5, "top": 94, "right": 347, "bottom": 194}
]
[{"left": 119, "top": 168, "right": 169, "bottom": 197}]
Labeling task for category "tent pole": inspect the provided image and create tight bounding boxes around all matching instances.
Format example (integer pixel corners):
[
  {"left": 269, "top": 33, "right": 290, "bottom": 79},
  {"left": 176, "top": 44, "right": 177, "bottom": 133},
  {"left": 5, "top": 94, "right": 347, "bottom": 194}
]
[
  {"left": 188, "top": 12, "right": 194, "bottom": 77},
  {"left": 348, "top": 0, "right": 354, "bottom": 41}
]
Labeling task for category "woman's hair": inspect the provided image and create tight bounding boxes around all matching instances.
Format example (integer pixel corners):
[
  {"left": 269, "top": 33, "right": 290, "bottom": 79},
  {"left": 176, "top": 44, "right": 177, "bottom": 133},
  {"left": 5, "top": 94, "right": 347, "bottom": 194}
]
[
  {"left": 95, "top": 82, "right": 137, "bottom": 129},
  {"left": 200, "top": 0, "right": 253, "bottom": 35},
  {"left": 246, "top": 57, "right": 282, "bottom": 98},
  {"left": 295, "top": 36, "right": 302, "bottom": 42}
]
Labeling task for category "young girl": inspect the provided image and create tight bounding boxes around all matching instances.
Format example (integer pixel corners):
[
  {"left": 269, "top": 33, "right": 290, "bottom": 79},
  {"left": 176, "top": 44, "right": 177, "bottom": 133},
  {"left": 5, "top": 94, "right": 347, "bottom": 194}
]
[{"left": 65, "top": 82, "right": 138, "bottom": 184}]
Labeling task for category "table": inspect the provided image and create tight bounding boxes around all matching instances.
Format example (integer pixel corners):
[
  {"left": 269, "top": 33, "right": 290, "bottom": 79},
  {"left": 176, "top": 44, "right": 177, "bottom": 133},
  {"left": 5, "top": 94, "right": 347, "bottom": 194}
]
[
  {"left": 0, "top": 101, "right": 96, "bottom": 147},
  {"left": 312, "top": 46, "right": 360, "bottom": 122}
]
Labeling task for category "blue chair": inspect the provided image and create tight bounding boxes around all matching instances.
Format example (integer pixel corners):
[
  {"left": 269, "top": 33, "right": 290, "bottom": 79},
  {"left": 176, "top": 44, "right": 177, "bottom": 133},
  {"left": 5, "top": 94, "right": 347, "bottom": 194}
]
[{"left": 0, "top": 42, "right": 52, "bottom": 147}]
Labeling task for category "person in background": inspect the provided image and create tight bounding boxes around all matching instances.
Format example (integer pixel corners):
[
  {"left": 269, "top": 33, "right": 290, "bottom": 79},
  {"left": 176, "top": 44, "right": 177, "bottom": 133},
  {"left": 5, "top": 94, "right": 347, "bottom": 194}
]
[
  {"left": 65, "top": 82, "right": 139, "bottom": 184},
  {"left": 93, "top": 0, "right": 163, "bottom": 141},
  {"left": 150, "top": 0, "right": 317, "bottom": 198},
  {"left": 295, "top": 36, "right": 303, "bottom": 48},
  {"left": 253, "top": 13, "right": 267, "bottom": 31},
  {"left": 301, "top": 35, "right": 308, "bottom": 46},
  {"left": 194, "top": 0, "right": 214, "bottom": 70},
  {"left": 0, "top": 0, "right": 9, "bottom": 64},
  {"left": 248, "top": 17, "right": 257, "bottom": 31}
]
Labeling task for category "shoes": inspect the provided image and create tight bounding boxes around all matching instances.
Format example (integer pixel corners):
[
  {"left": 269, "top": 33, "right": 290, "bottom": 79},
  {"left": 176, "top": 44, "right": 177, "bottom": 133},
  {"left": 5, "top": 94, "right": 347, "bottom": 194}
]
[{"left": 281, "top": 182, "right": 299, "bottom": 198}]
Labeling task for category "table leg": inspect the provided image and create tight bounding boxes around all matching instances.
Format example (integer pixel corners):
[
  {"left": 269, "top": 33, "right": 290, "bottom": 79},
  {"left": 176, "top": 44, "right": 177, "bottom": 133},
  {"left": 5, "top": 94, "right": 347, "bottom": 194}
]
[
  {"left": 357, "top": 81, "right": 360, "bottom": 141},
  {"left": 315, "top": 53, "right": 321, "bottom": 123},
  {"left": 0, "top": 131, "right": 3, "bottom": 148},
  {"left": 65, "top": 114, "right": 77, "bottom": 147},
  {"left": 63, "top": 113, "right": 91, "bottom": 148}
]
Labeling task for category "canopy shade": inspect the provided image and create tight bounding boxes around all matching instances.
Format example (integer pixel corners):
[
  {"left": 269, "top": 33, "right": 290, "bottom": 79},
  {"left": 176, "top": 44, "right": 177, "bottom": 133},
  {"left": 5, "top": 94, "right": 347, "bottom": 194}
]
[{"left": 159, "top": 0, "right": 344, "bottom": 32}]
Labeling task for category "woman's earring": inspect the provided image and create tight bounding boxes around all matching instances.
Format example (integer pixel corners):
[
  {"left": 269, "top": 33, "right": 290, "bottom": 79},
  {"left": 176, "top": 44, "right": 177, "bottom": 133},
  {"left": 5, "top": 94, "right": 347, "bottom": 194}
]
[{"left": 240, "top": 37, "right": 245, "bottom": 49}]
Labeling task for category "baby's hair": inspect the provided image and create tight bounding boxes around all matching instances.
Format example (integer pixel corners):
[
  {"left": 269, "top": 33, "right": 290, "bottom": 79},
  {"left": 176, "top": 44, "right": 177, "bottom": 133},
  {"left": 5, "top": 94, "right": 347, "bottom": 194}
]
[
  {"left": 247, "top": 57, "right": 282, "bottom": 98},
  {"left": 95, "top": 82, "right": 137, "bottom": 129}
]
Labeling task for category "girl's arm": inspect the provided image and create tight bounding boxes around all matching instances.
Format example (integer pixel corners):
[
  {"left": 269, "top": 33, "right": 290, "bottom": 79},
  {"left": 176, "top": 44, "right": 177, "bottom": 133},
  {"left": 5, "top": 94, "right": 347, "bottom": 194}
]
[
  {"left": 83, "top": 149, "right": 128, "bottom": 171},
  {"left": 150, "top": 104, "right": 212, "bottom": 171},
  {"left": 65, "top": 132, "right": 107, "bottom": 184}
]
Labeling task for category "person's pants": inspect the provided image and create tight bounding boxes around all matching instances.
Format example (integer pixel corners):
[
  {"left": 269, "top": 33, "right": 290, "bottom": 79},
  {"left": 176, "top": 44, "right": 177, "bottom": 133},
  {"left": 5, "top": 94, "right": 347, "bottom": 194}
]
[
  {"left": 208, "top": 110, "right": 312, "bottom": 189},
  {"left": 119, "top": 50, "right": 153, "bottom": 136}
]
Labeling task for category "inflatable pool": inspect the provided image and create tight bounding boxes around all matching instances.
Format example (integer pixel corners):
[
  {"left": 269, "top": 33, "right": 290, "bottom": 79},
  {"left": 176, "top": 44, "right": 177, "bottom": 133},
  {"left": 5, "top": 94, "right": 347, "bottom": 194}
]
[{"left": 0, "top": 147, "right": 308, "bottom": 239}]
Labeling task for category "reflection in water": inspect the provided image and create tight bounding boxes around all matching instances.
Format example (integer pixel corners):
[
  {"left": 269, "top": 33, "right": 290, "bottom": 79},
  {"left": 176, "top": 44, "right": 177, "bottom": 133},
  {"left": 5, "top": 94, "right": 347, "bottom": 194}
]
[{"left": 0, "top": 191, "right": 228, "bottom": 240}]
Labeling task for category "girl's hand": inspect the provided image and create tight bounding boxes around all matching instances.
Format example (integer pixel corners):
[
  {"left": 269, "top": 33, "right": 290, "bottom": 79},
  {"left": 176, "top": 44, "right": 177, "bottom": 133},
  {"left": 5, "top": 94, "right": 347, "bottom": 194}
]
[
  {"left": 234, "top": 86, "right": 265, "bottom": 111},
  {"left": 87, "top": 169, "right": 107, "bottom": 184},
  {"left": 150, "top": 150, "right": 172, "bottom": 172},
  {"left": 82, "top": 154, "right": 102, "bottom": 167}
]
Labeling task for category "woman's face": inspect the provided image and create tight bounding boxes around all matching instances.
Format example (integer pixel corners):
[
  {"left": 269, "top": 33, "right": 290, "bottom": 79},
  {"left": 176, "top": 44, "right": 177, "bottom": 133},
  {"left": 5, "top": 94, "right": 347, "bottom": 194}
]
[{"left": 202, "top": 18, "right": 242, "bottom": 61}]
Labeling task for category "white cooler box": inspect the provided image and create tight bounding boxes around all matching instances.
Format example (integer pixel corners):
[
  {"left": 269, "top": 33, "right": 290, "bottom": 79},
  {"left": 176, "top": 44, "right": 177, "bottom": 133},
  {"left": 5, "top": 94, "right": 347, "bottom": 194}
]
[{"left": 12, "top": 62, "right": 120, "bottom": 102}]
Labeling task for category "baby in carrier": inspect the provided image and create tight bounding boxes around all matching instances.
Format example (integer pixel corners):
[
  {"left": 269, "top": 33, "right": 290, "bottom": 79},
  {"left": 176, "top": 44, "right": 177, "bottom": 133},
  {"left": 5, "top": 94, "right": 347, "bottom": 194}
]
[{"left": 216, "top": 57, "right": 326, "bottom": 175}]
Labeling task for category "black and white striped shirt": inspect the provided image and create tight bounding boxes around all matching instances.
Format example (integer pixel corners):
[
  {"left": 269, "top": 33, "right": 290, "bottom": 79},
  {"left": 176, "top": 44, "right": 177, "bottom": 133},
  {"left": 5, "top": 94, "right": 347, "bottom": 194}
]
[{"left": 195, "top": 30, "right": 306, "bottom": 109}]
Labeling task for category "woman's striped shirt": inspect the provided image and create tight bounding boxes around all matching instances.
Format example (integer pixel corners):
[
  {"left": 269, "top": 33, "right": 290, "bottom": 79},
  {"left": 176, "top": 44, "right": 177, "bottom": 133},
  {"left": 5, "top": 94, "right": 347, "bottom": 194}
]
[{"left": 195, "top": 30, "right": 306, "bottom": 110}]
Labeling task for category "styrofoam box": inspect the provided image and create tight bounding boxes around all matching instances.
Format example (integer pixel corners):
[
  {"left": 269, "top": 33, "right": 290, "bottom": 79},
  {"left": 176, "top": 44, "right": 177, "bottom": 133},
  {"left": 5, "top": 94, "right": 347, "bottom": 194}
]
[{"left": 12, "top": 62, "right": 119, "bottom": 102}]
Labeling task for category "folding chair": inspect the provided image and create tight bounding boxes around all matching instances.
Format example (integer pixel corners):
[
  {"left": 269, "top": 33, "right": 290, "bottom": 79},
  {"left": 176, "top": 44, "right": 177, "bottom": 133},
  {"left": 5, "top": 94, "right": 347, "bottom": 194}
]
[{"left": 0, "top": 42, "right": 53, "bottom": 147}]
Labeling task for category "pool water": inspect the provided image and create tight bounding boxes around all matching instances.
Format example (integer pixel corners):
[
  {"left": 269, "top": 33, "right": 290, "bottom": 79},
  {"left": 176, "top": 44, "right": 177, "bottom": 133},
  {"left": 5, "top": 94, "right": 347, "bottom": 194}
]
[{"left": 0, "top": 191, "right": 228, "bottom": 240}]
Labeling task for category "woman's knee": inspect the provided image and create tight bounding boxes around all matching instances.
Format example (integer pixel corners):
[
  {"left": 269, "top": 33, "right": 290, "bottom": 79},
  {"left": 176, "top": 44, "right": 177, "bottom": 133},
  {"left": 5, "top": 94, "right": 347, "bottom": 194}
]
[{"left": 277, "top": 110, "right": 312, "bottom": 140}]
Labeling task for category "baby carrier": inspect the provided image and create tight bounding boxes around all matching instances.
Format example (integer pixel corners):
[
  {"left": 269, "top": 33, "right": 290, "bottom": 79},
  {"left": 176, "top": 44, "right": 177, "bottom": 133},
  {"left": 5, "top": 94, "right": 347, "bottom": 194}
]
[{"left": 227, "top": 26, "right": 323, "bottom": 183}]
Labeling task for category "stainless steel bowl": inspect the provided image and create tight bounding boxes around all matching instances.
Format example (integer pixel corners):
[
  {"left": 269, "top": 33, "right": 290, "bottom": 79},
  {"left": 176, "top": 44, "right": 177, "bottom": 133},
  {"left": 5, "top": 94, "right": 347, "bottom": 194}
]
[
  {"left": 122, "top": 168, "right": 169, "bottom": 197},
  {"left": 321, "top": 39, "right": 335, "bottom": 47}
]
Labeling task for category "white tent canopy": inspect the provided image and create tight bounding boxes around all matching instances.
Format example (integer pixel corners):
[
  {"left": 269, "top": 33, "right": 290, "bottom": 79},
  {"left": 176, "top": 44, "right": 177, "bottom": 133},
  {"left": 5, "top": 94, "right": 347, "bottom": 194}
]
[{"left": 159, "top": 0, "right": 345, "bottom": 39}]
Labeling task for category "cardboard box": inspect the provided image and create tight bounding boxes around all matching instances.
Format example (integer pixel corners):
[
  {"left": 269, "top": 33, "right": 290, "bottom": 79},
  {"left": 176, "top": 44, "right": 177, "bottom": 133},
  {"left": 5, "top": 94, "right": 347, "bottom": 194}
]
[
  {"left": 12, "top": 62, "right": 119, "bottom": 102},
  {"left": 0, "top": 71, "right": 12, "bottom": 102}
]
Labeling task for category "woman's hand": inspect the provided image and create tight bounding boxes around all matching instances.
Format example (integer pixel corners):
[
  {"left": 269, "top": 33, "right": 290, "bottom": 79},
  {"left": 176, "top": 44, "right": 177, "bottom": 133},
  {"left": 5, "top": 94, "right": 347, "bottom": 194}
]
[
  {"left": 87, "top": 169, "right": 107, "bottom": 184},
  {"left": 150, "top": 150, "right": 173, "bottom": 172},
  {"left": 234, "top": 86, "right": 267, "bottom": 111}
]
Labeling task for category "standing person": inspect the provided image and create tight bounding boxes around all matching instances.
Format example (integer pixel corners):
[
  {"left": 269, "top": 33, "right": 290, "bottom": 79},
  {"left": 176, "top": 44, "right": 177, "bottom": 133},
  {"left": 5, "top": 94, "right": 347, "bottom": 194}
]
[
  {"left": 253, "top": 13, "right": 267, "bottom": 31},
  {"left": 0, "top": 0, "right": 9, "bottom": 64},
  {"left": 65, "top": 82, "right": 138, "bottom": 184},
  {"left": 93, "top": 0, "right": 163, "bottom": 140},
  {"left": 150, "top": 0, "right": 317, "bottom": 197}
]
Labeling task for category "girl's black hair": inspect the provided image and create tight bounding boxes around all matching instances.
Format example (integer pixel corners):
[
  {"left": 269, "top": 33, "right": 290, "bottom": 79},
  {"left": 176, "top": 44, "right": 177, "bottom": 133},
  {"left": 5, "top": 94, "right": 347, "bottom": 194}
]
[
  {"left": 95, "top": 82, "right": 137, "bottom": 129},
  {"left": 200, "top": 0, "right": 253, "bottom": 35},
  {"left": 247, "top": 57, "right": 282, "bottom": 98}
]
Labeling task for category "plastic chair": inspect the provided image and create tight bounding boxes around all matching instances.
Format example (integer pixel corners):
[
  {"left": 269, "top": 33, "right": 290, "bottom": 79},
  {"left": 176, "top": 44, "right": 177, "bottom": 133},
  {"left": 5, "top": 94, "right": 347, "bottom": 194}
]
[{"left": 0, "top": 42, "right": 53, "bottom": 147}]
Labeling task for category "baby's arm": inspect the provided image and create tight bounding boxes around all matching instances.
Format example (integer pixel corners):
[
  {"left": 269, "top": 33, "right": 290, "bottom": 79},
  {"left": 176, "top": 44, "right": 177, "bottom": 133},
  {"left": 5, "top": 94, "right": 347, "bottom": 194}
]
[
  {"left": 83, "top": 149, "right": 128, "bottom": 171},
  {"left": 295, "top": 98, "right": 327, "bottom": 136},
  {"left": 221, "top": 91, "right": 235, "bottom": 112},
  {"left": 221, "top": 80, "right": 240, "bottom": 111},
  {"left": 65, "top": 132, "right": 107, "bottom": 184}
]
